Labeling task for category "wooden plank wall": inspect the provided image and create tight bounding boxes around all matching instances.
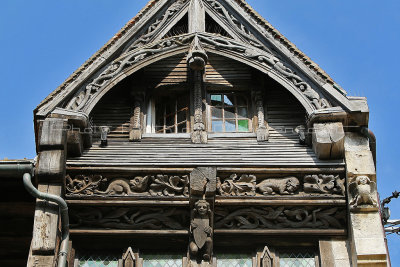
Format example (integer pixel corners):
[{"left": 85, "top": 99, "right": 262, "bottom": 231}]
[
  {"left": 266, "top": 85, "right": 306, "bottom": 143},
  {"left": 143, "top": 54, "right": 187, "bottom": 87}
]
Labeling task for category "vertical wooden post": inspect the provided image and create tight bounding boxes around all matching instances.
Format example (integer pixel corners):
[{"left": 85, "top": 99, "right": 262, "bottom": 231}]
[
  {"left": 130, "top": 94, "right": 144, "bottom": 142},
  {"left": 254, "top": 90, "right": 269, "bottom": 142}
]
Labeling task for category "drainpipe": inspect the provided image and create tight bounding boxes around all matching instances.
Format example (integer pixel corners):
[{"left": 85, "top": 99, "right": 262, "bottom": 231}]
[
  {"left": 0, "top": 162, "right": 69, "bottom": 267},
  {"left": 23, "top": 173, "right": 69, "bottom": 267}
]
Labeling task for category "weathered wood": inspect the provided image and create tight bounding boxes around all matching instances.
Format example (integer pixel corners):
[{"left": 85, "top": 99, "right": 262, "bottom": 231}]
[
  {"left": 36, "top": 150, "right": 66, "bottom": 182},
  {"left": 214, "top": 229, "right": 346, "bottom": 235},
  {"left": 190, "top": 167, "right": 216, "bottom": 197},
  {"left": 27, "top": 255, "right": 56, "bottom": 267},
  {"left": 215, "top": 199, "right": 345, "bottom": 205},
  {"left": 189, "top": 0, "right": 205, "bottom": 33},
  {"left": 312, "top": 122, "right": 345, "bottom": 159},
  {"left": 38, "top": 118, "right": 67, "bottom": 151},
  {"left": 66, "top": 200, "right": 189, "bottom": 206},
  {"left": 70, "top": 229, "right": 189, "bottom": 235},
  {"left": 31, "top": 183, "right": 61, "bottom": 254},
  {"left": 67, "top": 130, "right": 83, "bottom": 157}
]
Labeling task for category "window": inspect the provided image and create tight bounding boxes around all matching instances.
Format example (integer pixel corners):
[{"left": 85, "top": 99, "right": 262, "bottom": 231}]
[
  {"left": 78, "top": 254, "right": 119, "bottom": 267},
  {"left": 216, "top": 253, "right": 253, "bottom": 267},
  {"left": 150, "top": 92, "right": 190, "bottom": 134},
  {"left": 277, "top": 251, "right": 317, "bottom": 267},
  {"left": 142, "top": 254, "right": 183, "bottom": 267},
  {"left": 209, "top": 93, "right": 251, "bottom": 133}
]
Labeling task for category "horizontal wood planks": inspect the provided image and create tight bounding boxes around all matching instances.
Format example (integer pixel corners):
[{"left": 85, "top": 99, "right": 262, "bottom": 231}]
[{"left": 67, "top": 138, "right": 344, "bottom": 167}]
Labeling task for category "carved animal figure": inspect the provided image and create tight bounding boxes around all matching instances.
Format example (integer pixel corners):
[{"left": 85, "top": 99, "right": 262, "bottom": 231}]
[
  {"left": 349, "top": 176, "right": 377, "bottom": 207},
  {"left": 96, "top": 176, "right": 149, "bottom": 195},
  {"left": 256, "top": 177, "right": 300, "bottom": 195}
]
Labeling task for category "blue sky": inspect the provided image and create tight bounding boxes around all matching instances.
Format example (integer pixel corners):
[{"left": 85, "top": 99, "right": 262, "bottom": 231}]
[{"left": 1, "top": 0, "right": 399, "bottom": 264}]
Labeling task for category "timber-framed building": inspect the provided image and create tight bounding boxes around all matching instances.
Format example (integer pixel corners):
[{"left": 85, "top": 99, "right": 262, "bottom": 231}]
[{"left": 0, "top": 0, "right": 389, "bottom": 266}]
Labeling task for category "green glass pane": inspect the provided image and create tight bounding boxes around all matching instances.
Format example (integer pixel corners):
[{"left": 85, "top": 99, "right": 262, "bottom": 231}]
[
  {"left": 225, "top": 120, "right": 236, "bottom": 132},
  {"left": 238, "top": 120, "right": 249, "bottom": 132},
  {"left": 212, "top": 120, "right": 223, "bottom": 132},
  {"left": 212, "top": 107, "right": 223, "bottom": 119},
  {"left": 224, "top": 108, "right": 235, "bottom": 119},
  {"left": 211, "top": 94, "right": 222, "bottom": 106}
]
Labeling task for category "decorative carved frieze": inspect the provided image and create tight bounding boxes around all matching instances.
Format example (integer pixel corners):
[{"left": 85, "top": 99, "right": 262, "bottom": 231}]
[
  {"left": 204, "top": 0, "right": 267, "bottom": 51},
  {"left": 125, "top": 0, "right": 188, "bottom": 52},
  {"left": 216, "top": 174, "right": 345, "bottom": 197},
  {"left": 65, "top": 35, "right": 194, "bottom": 111},
  {"left": 214, "top": 206, "right": 346, "bottom": 229},
  {"left": 66, "top": 174, "right": 189, "bottom": 197},
  {"left": 65, "top": 33, "right": 331, "bottom": 112},
  {"left": 197, "top": 34, "right": 331, "bottom": 110},
  {"left": 70, "top": 206, "right": 189, "bottom": 230}
]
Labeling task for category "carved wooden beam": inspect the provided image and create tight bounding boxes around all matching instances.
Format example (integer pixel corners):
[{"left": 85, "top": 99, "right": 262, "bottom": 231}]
[
  {"left": 312, "top": 122, "right": 345, "bottom": 160},
  {"left": 130, "top": 93, "right": 144, "bottom": 142},
  {"left": 189, "top": 0, "right": 205, "bottom": 33},
  {"left": 254, "top": 90, "right": 269, "bottom": 142},
  {"left": 188, "top": 36, "right": 208, "bottom": 144}
]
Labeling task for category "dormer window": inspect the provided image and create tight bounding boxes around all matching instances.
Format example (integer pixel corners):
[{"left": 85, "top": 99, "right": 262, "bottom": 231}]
[{"left": 208, "top": 92, "right": 252, "bottom": 133}]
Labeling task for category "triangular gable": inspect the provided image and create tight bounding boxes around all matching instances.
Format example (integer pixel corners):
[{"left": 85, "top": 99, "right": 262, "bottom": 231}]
[{"left": 35, "top": 0, "right": 367, "bottom": 120}]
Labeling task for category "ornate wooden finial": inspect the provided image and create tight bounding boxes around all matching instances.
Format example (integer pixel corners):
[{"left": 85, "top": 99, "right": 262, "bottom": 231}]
[{"left": 187, "top": 35, "right": 208, "bottom": 71}]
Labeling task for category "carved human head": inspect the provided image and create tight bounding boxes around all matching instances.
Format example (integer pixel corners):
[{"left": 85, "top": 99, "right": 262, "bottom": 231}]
[
  {"left": 195, "top": 200, "right": 210, "bottom": 216},
  {"left": 356, "top": 176, "right": 370, "bottom": 185}
]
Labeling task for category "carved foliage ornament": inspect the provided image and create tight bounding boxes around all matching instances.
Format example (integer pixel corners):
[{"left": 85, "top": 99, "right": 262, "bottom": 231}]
[
  {"left": 66, "top": 174, "right": 189, "bottom": 197},
  {"left": 70, "top": 206, "right": 189, "bottom": 230},
  {"left": 65, "top": 33, "right": 330, "bottom": 112},
  {"left": 215, "top": 206, "right": 346, "bottom": 229},
  {"left": 217, "top": 174, "right": 344, "bottom": 196}
]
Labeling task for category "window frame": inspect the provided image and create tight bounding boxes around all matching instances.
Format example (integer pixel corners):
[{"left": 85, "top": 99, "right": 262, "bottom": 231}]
[{"left": 206, "top": 91, "right": 253, "bottom": 134}]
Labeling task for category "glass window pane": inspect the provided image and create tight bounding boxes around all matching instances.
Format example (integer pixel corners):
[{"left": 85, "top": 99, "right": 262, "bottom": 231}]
[
  {"left": 79, "top": 255, "right": 119, "bottom": 267},
  {"left": 237, "top": 107, "right": 248, "bottom": 118},
  {"left": 279, "top": 252, "right": 315, "bottom": 267},
  {"left": 177, "top": 123, "right": 187, "bottom": 133},
  {"left": 238, "top": 120, "right": 249, "bottom": 132},
  {"left": 177, "top": 110, "right": 187, "bottom": 123},
  {"left": 212, "top": 120, "right": 223, "bottom": 132},
  {"left": 236, "top": 96, "right": 247, "bottom": 106},
  {"left": 225, "top": 120, "right": 236, "bottom": 132},
  {"left": 216, "top": 254, "right": 252, "bottom": 267},
  {"left": 211, "top": 94, "right": 223, "bottom": 106},
  {"left": 224, "top": 94, "right": 234, "bottom": 106},
  {"left": 224, "top": 108, "right": 235, "bottom": 119},
  {"left": 212, "top": 107, "right": 223, "bottom": 119},
  {"left": 143, "top": 254, "right": 182, "bottom": 267}
]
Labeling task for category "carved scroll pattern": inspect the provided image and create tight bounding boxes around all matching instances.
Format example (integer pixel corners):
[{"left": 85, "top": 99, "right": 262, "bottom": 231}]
[
  {"left": 66, "top": 174, "right": 189, "bottom": 197},
  {"left": 65, "top": 35, "right": 194, "bottom": 111},
  {"left": 125, "top": 0, "right": 188, "bottom": 52},
  {"left": 70, "top": 206, "right": 189, "bottom": 230},
  {"left": 215, "top": 206, "right": 346, "bottom": 229},
  {"left": 65, "top": 33, "right": 331, "bottom": 112},
  {"left": 204, "top": 0, "right": 267, "bottom": 52},
  {"left": 217, "top": 174, "right": 345, "bottom": 196},
  {"left": 197, "top": 34, "right": 331, "bottom": 109}
]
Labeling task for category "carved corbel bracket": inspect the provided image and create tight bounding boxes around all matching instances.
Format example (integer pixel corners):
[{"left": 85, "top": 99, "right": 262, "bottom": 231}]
[
  {"left": 187, "top": 35, "right": 208, "bottom": 71},
  {"left": 312, "top": 122, "right": 345, "bottom": 160},
  {"left": 189, "top": 167, "right": 216, "bottom": 265},
  {"left": 49, "top": 108, "right": 92, "bottom": 155}
]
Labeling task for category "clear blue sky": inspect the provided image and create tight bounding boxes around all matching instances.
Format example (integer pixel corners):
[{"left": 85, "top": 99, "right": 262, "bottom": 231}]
[{"left": 1, "top": 0, "right": 399, "bottom": 264}]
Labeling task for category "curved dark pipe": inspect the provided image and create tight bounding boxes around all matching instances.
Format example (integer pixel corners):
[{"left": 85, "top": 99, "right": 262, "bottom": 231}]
[{"left": 23, "top": 173, "right": 69, "bottom": 267}]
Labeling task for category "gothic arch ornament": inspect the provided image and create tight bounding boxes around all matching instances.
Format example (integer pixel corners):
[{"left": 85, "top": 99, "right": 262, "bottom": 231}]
[{"left": 64, "top": 32, "right": 332, "bottom": 115}]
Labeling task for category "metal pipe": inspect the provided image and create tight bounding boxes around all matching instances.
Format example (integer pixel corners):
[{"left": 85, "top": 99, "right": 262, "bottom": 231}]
[
  {"left": 0, "top": 162, "right": 33, "bottom": 178},
  {"left": 23, "top": 173, "right": 69, "bottom": 267}
]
